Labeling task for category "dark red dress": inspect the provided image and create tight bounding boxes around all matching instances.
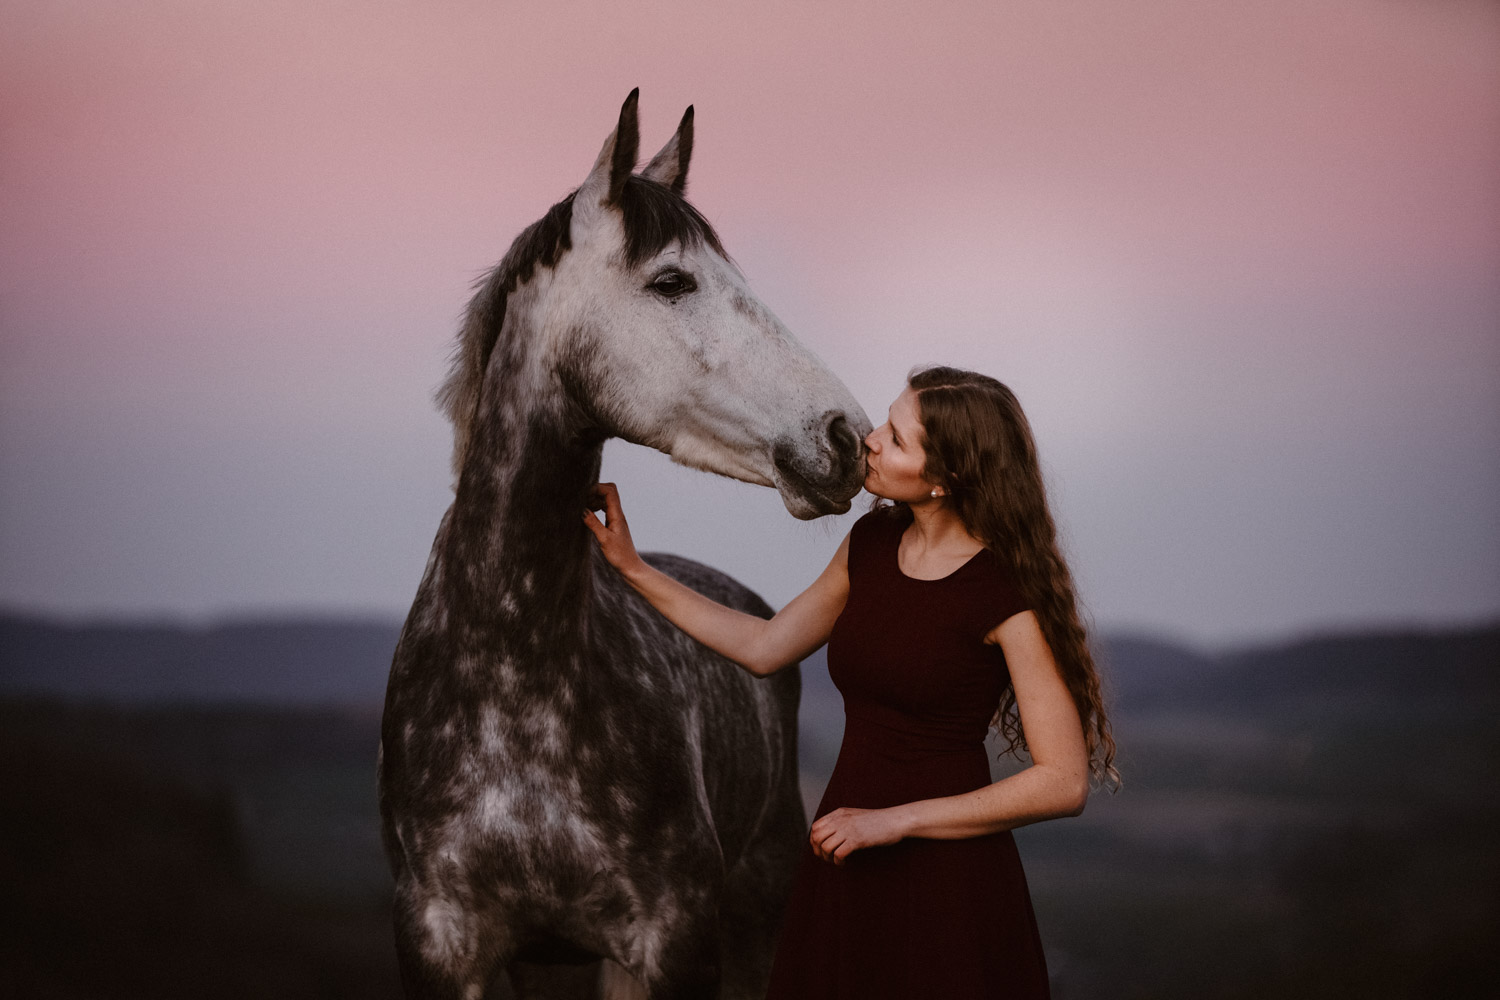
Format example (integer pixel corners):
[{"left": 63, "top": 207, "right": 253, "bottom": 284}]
[{"left": 766, "top": 509, "right": 1051, "bottom": 999}]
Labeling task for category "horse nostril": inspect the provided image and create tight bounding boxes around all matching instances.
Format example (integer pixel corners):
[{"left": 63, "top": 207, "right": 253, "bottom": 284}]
[
  {"left": 826, "top": 413, "right": 854, "bottom": 453},
  {"left": 824, "top": 413, "right": 862, "bottom": 473}
]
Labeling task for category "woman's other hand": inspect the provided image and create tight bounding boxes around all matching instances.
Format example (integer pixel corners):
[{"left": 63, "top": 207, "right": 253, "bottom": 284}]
[
  {"left": 809, "top": 806, "right": 908, "bottom": 865},
  {"left": 583, "top": 483, "right": 647, "bottom": 579}
]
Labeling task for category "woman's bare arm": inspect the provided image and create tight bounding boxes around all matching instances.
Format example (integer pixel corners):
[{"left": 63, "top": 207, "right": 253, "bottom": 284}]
[
  {"left": 584, "top": 483, "right": 850, "bottom": 677},
  {"left": 809, "top": 610, "right": 1088, "bottom": 863}
]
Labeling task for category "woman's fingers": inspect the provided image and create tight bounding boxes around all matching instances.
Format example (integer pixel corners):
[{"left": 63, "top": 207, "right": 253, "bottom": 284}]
[
  {"left": 586, "top": 482, "right": 626, "bottom": 524},
  {"left": 811, "top": 815, "right": 851, "bottom": 864},
  {"left": 582, "top": 486, "right": 611, "bottom": 546},
  {"left": 811, "top": 808, "right": 849, "bottom": 837},
  {"left": 810, "top": 808, "right": 878, "bottom": 865},
  {"left": 585, "top": 481, "right": 616, "bottom": 513},
  {"left": 601, "top": 483, "right": 625, "bottom": 524},
  {"left": 583, "top": 483, "right": 643, "bottom": 576}
]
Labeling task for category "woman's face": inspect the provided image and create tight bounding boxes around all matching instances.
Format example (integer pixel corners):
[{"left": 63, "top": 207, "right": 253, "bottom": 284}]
[{"left": 863, "top": 387, "right": 939, "bottom": 503}]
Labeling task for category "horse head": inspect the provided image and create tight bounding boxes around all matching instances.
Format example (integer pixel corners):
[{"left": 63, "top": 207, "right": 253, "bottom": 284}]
[{"left": 446, "top": 90, "right": 870, "bottom": 519}]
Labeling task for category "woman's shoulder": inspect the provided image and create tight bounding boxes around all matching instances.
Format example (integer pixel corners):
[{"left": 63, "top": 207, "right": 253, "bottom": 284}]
[
  {"left": 845, "top": 505, "right": 908, "bottom": 575},
  {"left": 969, "top": 544, "right": 1031, "bottom": 626},
  {"left": 849, "top": 505, "right": 909, "bottom": 544}
]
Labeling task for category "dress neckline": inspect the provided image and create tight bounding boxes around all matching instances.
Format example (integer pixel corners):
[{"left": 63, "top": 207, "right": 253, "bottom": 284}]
[{"left": 892, "top": 523, "right": 987, "bottom": 582}]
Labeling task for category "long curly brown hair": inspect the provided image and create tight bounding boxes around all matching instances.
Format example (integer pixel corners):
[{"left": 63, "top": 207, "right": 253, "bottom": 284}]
[{"left": 885, "top": 366, "right": 1119, "bottom": 789}]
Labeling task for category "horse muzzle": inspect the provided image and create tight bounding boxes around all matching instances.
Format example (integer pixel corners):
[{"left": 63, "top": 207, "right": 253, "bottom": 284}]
[{"left": 770, "top": 410, "right": 870, "bottom": 520}]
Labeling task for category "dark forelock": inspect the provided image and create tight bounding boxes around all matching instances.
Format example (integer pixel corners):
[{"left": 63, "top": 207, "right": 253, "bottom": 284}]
[{"left": 617, "top": 174, "right": 726, "bottom": 265}]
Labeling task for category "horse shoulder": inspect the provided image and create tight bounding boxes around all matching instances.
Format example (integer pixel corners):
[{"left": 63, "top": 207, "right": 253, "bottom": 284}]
[{"left": 639, "top": 551, "right": 774, "bottom": 621}]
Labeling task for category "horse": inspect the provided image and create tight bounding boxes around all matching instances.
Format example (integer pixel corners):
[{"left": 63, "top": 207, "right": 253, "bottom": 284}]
[{"left": 378, "top": 90, "right": 871, "bottom": 1000}]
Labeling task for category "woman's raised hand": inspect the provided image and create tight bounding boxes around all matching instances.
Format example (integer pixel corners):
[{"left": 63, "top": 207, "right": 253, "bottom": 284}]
[{"left": 583, "top": 483, "right": 646, "bottom": 578}]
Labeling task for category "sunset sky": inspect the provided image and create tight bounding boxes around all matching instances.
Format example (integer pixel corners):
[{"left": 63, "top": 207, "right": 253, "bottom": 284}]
[{"left": 2, "top": 0, "right": 1496, "bottom": 647}]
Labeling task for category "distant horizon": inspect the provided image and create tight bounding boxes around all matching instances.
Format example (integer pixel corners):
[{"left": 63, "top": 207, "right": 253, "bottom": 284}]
[{"left": 4, "top": 599, "right": 1495, "bottom": 657}]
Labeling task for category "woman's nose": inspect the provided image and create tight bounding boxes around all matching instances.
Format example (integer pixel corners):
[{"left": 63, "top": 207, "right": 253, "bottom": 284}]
[{"left": 863, "top": 431, "right": 878, "bottom": 453}]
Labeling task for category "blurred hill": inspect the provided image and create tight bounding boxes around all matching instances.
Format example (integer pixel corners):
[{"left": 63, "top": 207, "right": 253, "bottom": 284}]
[
  {"left": 1104, "top": 626, "right": 1500, "bottom": 713},
  {"left": 0, "top": 614, "right": 401, "bottom": 705},
  {"left": 5, "top": 608, "right": 1495, "bottom": 719}
]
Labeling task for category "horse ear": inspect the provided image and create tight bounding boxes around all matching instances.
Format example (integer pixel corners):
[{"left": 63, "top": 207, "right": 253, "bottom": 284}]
[
  {"left": 641, "top": 106, "right": 694, "bottom": 195},
  {"left": 578, "top": 89, "right": 640, "bottom": 210}
]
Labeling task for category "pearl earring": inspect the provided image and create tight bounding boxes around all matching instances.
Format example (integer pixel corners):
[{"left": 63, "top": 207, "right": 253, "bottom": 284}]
[{"left": 930, "top": 488, "right": 939, "bottom": 498}]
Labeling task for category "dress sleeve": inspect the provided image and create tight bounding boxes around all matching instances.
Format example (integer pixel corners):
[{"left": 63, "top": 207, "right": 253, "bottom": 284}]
[
  {"left": 981, "top": 557, "right": 1031, "bottom": 636},
  {"left": 844, "top": 511, "right": 881, "bottom": 579}
]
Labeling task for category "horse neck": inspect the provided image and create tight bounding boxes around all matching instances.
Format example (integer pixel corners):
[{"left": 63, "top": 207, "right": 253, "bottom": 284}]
[{"left": 442, "top": 335, "right": 604, "bottom": 655}]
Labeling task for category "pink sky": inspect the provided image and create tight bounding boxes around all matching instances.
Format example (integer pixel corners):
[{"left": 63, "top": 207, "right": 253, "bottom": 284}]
[{"left": 2, "top": 0, "right": 1496, "bottom": 643}]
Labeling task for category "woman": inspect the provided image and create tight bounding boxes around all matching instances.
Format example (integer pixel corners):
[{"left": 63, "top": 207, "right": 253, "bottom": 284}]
[{"left": 584, "top": 366, "right": 1116, "bottom": 999}]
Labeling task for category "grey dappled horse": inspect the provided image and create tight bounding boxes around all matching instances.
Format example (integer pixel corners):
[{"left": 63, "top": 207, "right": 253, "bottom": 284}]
[{"left": 378, "top": 91, "right": 871, "bottom": 1000}]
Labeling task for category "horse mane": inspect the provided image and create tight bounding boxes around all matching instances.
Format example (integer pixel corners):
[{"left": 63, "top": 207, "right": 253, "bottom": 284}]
[{"left": 437, "top": 175, "right": 728, "bottom": 480}]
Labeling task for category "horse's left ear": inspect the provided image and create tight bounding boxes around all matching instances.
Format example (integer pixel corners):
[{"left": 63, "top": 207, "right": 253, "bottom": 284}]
[
  {"left": 641, "top": 106, "right": 694, "bottom": 195},
  {"left": 578, "top": 88, "right": 641, "bottom": 210}
]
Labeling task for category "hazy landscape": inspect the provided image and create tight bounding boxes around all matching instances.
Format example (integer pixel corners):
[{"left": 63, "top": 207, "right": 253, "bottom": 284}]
[{"left": 2, "top": 613, "right": 1495, "bottom": 998}]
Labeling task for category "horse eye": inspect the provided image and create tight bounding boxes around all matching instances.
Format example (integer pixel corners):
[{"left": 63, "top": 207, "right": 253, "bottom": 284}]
[{"left": 649, "top": 270, "right": 696, "bottom": 299}]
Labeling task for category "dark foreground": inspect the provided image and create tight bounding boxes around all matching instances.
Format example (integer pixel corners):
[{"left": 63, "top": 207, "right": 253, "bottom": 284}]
[{"left": 1, "top": 623, "right": 1496, "bottom": 998}]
